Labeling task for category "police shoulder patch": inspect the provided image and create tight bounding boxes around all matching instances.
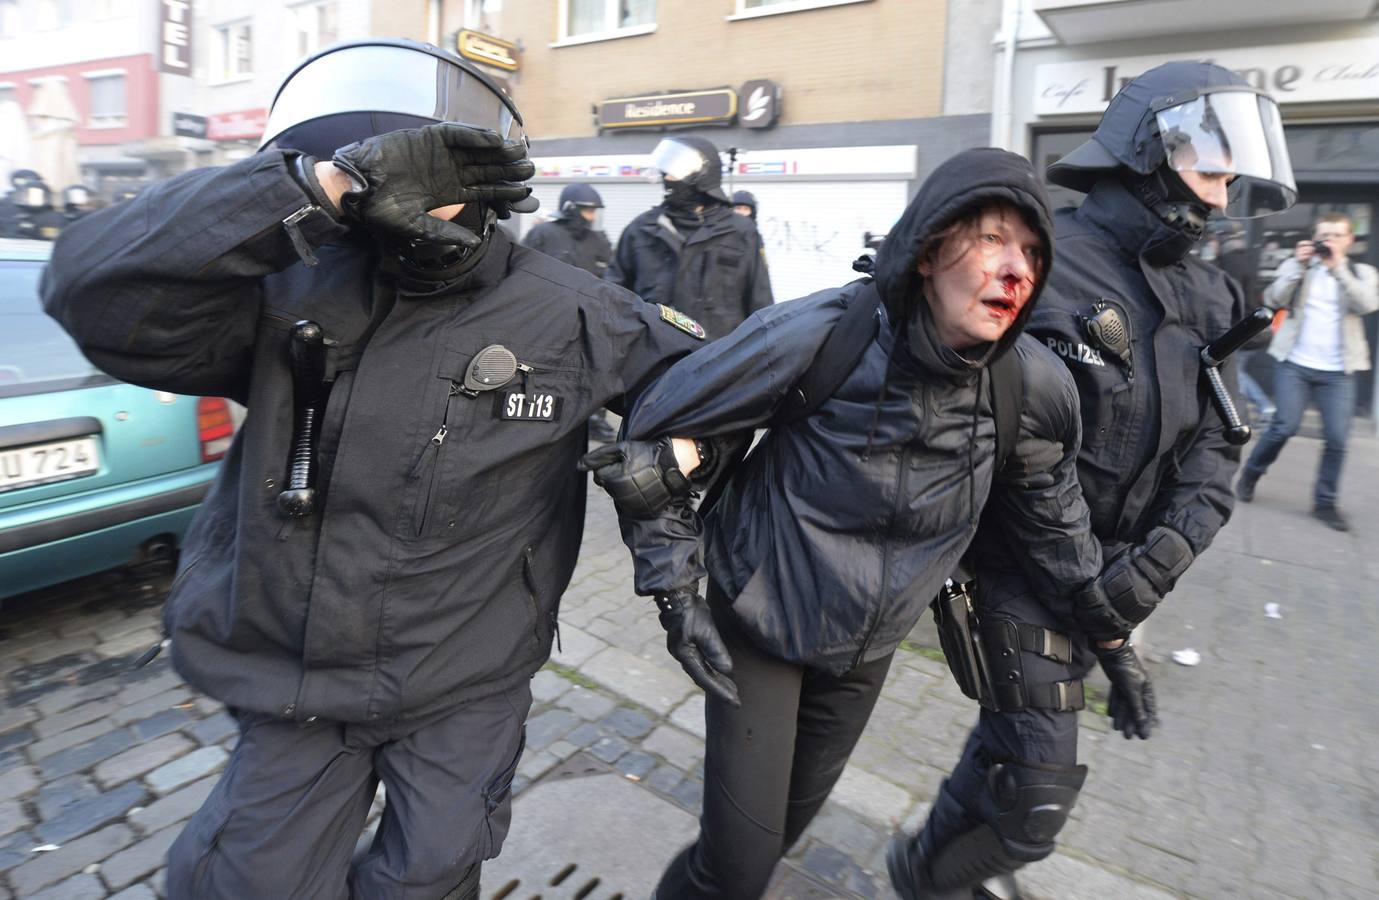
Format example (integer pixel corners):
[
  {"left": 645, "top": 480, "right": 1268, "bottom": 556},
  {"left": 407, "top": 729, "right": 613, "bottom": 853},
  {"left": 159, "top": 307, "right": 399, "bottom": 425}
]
[{"left": 658, "top": 304, "right": 707, "bottom": 340}]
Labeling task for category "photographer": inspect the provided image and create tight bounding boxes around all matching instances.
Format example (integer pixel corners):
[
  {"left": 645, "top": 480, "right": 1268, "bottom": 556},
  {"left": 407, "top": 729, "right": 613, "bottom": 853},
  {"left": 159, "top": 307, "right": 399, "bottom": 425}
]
[{"left": 1237, "top": 213, "right": 1378, "bottom": 530}]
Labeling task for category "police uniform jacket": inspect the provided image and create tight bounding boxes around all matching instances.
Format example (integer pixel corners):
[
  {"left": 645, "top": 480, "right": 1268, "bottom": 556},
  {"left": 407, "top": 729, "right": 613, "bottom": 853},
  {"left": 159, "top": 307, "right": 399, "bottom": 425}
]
[
  {"left": 614, "top": 150, "right": 1103, "bottom": 673},
  {"left": 987, "top": 178, "right": 1244, "bottom": 576},
  {"left": 41, "top": 150, "right": 701, "bottom": 724},
  {"left": 606, "top": 204, "right": 773, "bottom": 339},
  {"left": 522, "top": 216, "right": 612, "bottom": 279}
]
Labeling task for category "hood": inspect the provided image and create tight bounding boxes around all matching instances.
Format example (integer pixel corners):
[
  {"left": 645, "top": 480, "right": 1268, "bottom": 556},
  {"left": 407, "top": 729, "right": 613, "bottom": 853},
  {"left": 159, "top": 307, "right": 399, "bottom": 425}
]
[{"left": 873, "top": 148, "right": 1054, "bottom": 370}]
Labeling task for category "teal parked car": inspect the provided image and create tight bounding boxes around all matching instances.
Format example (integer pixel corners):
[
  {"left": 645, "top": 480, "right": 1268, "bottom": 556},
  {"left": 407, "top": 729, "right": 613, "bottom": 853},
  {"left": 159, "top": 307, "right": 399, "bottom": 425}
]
[{"left": 0, "top": 239, "right": 230, "bottom": 601}]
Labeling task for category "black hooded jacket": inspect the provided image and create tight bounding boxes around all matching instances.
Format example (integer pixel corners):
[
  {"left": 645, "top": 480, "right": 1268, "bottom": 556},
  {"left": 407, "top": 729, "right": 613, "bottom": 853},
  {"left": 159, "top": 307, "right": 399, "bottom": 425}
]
[
  {"left": 522, "top": 214, "right": 612, "bottom": 278},
  {"left": 614, "top": 149, "right": 1103, "bottom": 673},
  {"left": 606, "top": 202, "right": 773, "bottom": 339}
]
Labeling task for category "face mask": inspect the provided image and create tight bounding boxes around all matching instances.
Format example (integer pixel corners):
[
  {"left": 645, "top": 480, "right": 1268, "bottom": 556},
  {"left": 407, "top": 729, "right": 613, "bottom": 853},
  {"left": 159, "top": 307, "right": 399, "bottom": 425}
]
[{"left": 664, "top": 180, "right": 704, "bottom": 212}]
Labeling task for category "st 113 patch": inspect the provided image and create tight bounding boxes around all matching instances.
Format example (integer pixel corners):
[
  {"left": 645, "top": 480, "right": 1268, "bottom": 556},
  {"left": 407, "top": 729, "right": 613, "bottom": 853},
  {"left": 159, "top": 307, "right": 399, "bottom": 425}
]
[{"left": 494, "top": 391, "right": 564, "bottom": 422}]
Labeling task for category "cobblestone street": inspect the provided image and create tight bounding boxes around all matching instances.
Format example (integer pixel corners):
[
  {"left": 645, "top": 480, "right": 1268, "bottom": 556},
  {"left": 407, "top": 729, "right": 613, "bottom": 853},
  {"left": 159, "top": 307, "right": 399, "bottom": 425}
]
[{"left": 0, "top": 432, "right": 1375, "bottom": 899}]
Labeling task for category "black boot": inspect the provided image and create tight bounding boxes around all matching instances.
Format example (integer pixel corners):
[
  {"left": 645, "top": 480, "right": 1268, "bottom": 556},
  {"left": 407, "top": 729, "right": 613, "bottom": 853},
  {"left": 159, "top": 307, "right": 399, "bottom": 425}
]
[
  {"left": 888, "top": 784, "right": 1022, "bottom": 900},
  {"left": 974, "top": 872, "right": 1024, "bottom": 899}
]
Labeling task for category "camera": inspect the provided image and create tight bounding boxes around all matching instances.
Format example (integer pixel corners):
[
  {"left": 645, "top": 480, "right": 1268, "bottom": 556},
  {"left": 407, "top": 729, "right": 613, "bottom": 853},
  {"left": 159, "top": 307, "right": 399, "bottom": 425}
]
[{"left": 1314, "top": 242, "right": 1333, "bottom": 259}]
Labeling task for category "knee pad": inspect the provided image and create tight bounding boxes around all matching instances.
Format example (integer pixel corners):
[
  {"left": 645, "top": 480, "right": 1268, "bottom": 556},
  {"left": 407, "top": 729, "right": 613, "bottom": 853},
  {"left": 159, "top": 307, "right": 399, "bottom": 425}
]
[{"left": 976, "top": 758, "right": 1087, "bottom": 862}]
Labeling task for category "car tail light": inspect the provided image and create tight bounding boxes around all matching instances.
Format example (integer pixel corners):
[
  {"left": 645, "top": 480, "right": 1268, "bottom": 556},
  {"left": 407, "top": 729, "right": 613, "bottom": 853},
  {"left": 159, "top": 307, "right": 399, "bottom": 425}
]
[{"left": 197, "top": 397, "right": 234, "bottom": 462}]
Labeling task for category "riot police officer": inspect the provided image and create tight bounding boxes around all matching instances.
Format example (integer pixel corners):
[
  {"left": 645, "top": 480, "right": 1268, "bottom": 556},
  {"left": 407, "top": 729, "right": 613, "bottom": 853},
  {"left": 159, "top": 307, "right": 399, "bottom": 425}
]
[
  {"left": 42, "top": 38, "right": 705, "bottom": 900},
  {"left": 888, "top": 61, "right": 1297, "bottom": 899},
  {"left": 2, "top": 172, "right": 64, "bottom": 240},
  {"left": 523, "top": 182, "right": 612, "bottom": 276},
  {"left": 608, "top": 135, "right": 773, "bottom": 338},
  {"left": 731, "top": 190, "right": 758, "bottom": 221},
  {"left": 61, "top": 184, "right": 100, "bottom": 225}
]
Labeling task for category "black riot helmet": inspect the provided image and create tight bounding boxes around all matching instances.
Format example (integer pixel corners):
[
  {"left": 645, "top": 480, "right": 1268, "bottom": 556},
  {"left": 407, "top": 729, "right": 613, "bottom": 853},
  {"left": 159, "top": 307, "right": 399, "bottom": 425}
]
[
  {"left": 732, "top": 190, "right": 758, "bottom": 220},
  {"left": 1048, "top": 61, "right": 1295, "bottom": 235},
  {"left": 10, "top": 169, "right": 42, "bottom": 191},
  {"left": 558, "top": 183, "right": 604, "bottom": 216},
  {"left": 261, "top": 37, "right": 527, "bottom": 160},
  {"left": 261, "top": 37, "right": 537, "bottom": 280},
  {"left": 63, "top": 185, "right": 95, "bottom": 212},
  {"left": 13, "top": 184, "right": 52, "bottom": 211},
  {"left": 647, "top": 136, "right": 729, "bottom": 203}
]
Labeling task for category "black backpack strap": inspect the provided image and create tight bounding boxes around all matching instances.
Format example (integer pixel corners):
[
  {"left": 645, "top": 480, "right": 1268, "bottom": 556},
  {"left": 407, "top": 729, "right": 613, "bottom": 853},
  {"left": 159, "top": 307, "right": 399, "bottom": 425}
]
[
  {"left": 989, "top": 347, "right": 1023, "bottom": 474},
  {"left": 771, "top": 280, "right": 883, "bottom": 427}
]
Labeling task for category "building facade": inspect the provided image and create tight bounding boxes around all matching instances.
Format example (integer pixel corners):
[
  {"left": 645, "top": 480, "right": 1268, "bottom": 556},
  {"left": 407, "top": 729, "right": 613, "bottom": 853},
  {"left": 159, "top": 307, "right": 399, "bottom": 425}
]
[
  {"left": 432, "top": 0, "right": 996, "bottom": 302},
  {"left": 997, "top": 0, "right": 1379, "bottom": 418}
]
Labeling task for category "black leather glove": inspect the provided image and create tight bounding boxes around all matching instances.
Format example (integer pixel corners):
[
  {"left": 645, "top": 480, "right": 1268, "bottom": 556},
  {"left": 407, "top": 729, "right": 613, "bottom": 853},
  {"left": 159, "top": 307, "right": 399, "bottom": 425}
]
[
  {"left": 1094, "top": 643, "right": 1158, "bottom": 740},
  {"left": 1097, "top": 525, "right": 1194, "bottom": 628},
  {"left": 1071, "top": 583, "right": 1135, "bottom": 643},
  {"left": 579, "top": 437, "right": 691, "bottom": 519},
  {"left": 331, "top": 123, "right": 536, "bottom": 247},
  {"left": 655, "top": 585, "right": 740, "bottom": 708}
]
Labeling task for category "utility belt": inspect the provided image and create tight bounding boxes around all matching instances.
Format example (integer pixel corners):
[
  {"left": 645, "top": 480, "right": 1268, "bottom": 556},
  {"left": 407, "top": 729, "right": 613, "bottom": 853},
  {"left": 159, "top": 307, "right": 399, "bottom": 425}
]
[{"left": 930, "top": 579, "right": 1084, "bottom": 713}]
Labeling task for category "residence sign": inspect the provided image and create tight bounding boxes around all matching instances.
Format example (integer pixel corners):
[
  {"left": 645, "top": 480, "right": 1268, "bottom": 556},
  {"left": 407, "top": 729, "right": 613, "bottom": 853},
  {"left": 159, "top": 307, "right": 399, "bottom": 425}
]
[
  {"left": 596, "top": 81, "right": 781, "bottom": 130},
  {"left": 1034, "top": 38, "right": 1379, "bottom": 116},
  {"left": 457, "top": 30, "right": 520, "bottom": 72}
]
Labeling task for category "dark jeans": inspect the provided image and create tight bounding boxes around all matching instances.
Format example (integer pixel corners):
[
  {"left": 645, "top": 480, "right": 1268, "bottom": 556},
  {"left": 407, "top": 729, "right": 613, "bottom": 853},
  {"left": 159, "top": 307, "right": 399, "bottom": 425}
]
[
  {"left": 1244, "top": 361, "right": 1356, "bottom": 508},
  {"left": 654, "top": 584, "right": 894, "bottom": 899}
]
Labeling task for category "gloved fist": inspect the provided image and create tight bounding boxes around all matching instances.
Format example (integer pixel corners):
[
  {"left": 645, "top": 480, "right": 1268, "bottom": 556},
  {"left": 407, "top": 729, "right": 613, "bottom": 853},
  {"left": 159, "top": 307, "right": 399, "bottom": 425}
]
[
  {"left": 1071, "top": 583, "right": 1135, "bottom": 643},
  {"left": 332, "top": 123, "right": 536, "bottom": 247},
  {"left": 1098, "top": 526, "right": 1193, "bottom": 627},
  {"left": 655, "top": 585, "right": 740, "bottom": 708},
  {"left": 1095, "top": 643, "right": 1158, "bottom": 740},
  {"left": 579, "top": 437, "right": 691, "bottom": 519}
]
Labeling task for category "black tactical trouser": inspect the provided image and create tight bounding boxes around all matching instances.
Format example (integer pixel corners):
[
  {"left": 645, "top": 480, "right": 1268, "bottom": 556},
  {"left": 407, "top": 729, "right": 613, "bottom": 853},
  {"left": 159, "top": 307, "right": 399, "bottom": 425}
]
[
  {"left": 926, "top": 576, "right": 1096, "bottom": 868},
  {"left": 655, "top": 582, "right": 894, "bottom": 900},
  {"left": 165, "top": 682, "right": 532, "bottom": 900}
]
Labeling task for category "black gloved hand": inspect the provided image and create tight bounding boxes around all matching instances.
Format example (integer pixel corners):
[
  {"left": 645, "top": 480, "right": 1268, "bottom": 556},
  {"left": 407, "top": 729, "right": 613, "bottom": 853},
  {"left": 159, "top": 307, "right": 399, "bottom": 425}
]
[
  {"left": 655, "top": 585, "right": 740, "bottom": 708},
  {"left": 331, "top": 123, "right": 536, "bottom": 247},
  {"left": 1097, "top": 525, "right": 1194, "bottom": 628},
  {"left": 1071, "top": 583, "right": 1135, "bottom": 643},
  {"left": 1095, "top": 643, "right": 1158, "bottom": 740},
  {"left": 578, "top": 437, "right": 691, "bottom": 519}
]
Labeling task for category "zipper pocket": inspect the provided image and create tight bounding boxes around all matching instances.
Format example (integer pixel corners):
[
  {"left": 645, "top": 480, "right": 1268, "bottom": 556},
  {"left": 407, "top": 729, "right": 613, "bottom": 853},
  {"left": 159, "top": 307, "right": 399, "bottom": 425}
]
[
  {"left": 521, "top": 545, "right": 543, "bottom": 647},
  {"left": 409, "top": 384, "right": 456, "bottom": 536}
]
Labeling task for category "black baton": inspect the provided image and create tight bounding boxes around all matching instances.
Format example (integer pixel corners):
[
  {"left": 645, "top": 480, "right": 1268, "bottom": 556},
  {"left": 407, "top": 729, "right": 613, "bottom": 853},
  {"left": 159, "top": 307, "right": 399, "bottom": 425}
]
[
  {"left": 1200, "top": 308, "right": 1273, "bottom": 446},
  {"left": 278, "top": 320, "right": 327, "bottom": 517}
]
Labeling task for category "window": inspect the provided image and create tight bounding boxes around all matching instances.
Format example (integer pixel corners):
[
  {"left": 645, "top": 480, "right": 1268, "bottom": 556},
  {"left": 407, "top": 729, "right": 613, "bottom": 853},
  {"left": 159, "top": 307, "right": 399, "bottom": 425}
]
[
  {"left": 293, "top": 1, "right": 340, "bottom": 58},
  {"left": 215, "top": 21, "right": 253, "bottom": 81},
  {"left": 0, "top": 0, "right": 20, "bottom": 37},
  {"left": 462, "top": 0, "right": 503, "bottom": 31},
  {"left": 0, "top": 84, "right": 15, "bottom": 107},
  {"left": 559, "top": 0, "right": 655, "bottom": 43},
  {"left": 87, "top": 73, "right": 126, "bottom": 126},
  {"left": 729, "top": 0, "right": 872, "bottom": 20}
]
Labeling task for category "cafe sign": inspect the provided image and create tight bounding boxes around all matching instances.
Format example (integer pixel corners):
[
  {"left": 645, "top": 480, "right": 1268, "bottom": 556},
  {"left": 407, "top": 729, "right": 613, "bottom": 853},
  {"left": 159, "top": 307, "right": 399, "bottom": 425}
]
[
  {"left": 457, "top": 30, "right": 520, "bottom": 72},
  {"left": 1034, "top": 38, "right": 1379, "bottom": 116},
  {"left": 597, "top": 89, "right": 738, "bottom": 130}
]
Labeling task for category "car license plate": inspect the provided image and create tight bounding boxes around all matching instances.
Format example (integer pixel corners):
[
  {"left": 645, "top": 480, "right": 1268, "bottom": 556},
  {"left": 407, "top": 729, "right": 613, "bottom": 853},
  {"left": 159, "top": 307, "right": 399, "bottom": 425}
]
[{"left": 0, "top": 437, "right": 100, "bottom": 493}]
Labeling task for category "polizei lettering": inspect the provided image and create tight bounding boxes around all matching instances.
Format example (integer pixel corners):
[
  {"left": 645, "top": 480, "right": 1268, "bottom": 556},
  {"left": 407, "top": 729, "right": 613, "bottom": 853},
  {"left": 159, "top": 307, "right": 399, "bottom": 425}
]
[{"left": 1045, "top": 337, "right": 1106, "bottom": 367}]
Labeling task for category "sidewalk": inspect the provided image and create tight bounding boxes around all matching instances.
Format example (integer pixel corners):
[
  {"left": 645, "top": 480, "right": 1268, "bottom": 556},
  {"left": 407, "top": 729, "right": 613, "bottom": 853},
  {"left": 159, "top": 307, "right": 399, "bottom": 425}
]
[{"left": 490, "top": 429, "right": 1379, "bottom": 899}]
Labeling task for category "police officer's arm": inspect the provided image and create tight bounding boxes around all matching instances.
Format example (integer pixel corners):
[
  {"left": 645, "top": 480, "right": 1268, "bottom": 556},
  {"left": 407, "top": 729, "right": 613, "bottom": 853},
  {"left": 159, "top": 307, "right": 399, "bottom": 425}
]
[
  {"left": 522, "top": 223, "right": 549, "bottom": 255},
  {"left": 744, "top": 233, "right": 774, "bottom": 315},
  {"left": 604, "top": 227, "right": 636, "bottom": 287},
  {"left": 986, "top": 342, "right": 1103, "bottom": 624},
  {"left": 41, "top": 152, "right": 348, "bottom": 401}
]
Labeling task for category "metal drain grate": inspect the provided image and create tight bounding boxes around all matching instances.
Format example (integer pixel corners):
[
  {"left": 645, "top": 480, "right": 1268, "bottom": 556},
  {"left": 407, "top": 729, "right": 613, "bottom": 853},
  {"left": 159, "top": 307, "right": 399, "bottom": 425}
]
[{"left": 486, "top": 859, "right": 627, "bottom": 900}]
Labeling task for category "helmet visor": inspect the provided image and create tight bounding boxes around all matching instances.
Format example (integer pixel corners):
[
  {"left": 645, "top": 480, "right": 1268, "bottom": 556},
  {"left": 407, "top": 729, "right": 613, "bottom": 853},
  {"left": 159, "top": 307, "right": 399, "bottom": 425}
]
[
  {"left": 1155, "top": 88, "right": 1295, "bottom": 219},
  {"left": 261, "top": 43, "right": 523, "bottom": 151},
  {"left": 647, "top": 138, "right": 712, "bottom": 183}
]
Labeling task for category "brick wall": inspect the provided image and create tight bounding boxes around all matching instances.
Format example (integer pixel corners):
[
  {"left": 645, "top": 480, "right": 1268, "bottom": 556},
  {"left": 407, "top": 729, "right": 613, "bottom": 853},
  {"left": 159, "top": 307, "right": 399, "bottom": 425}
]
[{"left": 495, "top": 0, "right": 947, "bottom": 139}]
